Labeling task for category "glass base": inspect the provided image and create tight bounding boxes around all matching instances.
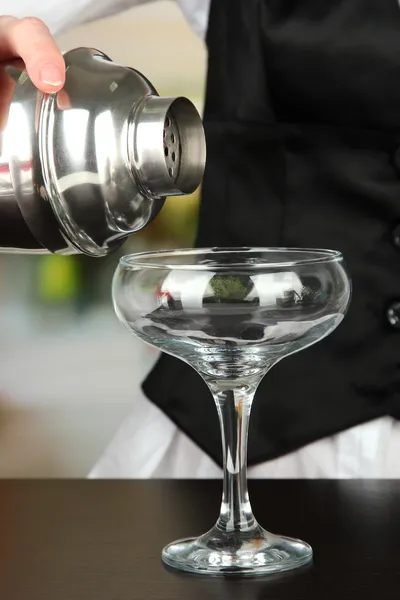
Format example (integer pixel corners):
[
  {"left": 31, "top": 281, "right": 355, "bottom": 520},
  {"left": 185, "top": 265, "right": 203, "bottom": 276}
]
[{"left": 162, "top": 524, "right": 313, "bottom": 576}]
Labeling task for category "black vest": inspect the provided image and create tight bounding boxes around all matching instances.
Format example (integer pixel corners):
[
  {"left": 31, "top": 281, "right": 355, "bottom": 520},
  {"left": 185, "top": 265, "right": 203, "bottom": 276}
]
[{"left": 143, "top": 0, "right": 400, "bottom": 467}]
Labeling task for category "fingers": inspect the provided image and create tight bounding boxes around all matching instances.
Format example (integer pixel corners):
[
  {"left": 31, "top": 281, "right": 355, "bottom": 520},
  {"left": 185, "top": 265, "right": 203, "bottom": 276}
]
[{"left": 0, "top": 15, "right": 65, "bottom": 93}]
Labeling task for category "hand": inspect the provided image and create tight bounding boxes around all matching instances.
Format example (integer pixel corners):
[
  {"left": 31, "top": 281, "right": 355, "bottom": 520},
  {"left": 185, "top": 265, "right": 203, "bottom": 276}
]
[{"left": 0, "top": 15, "right": 65, "bottom": 93}]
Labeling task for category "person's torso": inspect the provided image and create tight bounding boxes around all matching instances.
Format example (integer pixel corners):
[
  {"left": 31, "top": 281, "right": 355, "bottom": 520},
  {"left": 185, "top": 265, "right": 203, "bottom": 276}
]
[{"left": 144, "top": 0, "right": 400, "bottom": 466}]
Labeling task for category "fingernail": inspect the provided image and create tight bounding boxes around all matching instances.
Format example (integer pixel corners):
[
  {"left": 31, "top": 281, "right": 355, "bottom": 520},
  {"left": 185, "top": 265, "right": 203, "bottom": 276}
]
[{"left": 39, "top": 63, "right": 64, "bottom": 86}]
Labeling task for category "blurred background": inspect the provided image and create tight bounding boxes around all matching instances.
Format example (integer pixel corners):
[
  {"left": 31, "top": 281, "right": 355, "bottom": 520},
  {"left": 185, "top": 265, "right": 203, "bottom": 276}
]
[{"left": 0, "top": 1, "right": 207, "bottom": 476}]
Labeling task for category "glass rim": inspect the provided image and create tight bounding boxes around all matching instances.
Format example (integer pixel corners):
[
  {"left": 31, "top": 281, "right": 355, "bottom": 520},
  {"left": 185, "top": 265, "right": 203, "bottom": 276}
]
[{"left": 118, "top": 247, "right": 343, "bottom": 271}]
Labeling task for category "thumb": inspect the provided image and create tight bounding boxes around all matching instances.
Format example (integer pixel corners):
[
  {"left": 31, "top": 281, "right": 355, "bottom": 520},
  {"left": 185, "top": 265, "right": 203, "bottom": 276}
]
[{"left": 0, "top": 16, "right": 65, "bottom": 93}]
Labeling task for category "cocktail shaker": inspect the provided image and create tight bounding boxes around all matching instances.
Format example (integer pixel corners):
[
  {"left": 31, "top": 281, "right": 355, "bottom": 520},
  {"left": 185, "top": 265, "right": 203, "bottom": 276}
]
[{"left": 0, "top": 47, "right": 206, "bottom": 256}]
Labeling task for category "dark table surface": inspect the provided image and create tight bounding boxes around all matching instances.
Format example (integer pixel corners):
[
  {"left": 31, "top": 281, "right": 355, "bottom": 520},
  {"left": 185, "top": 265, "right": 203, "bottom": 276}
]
[{"left": 1, "top": 480, "right": 400, "bottom": 599}]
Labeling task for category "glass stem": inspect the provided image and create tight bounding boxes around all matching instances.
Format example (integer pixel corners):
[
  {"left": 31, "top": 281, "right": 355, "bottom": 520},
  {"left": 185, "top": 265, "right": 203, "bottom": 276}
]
[{"left": 207, "top": 379, "right": 260, "bottom": 535}]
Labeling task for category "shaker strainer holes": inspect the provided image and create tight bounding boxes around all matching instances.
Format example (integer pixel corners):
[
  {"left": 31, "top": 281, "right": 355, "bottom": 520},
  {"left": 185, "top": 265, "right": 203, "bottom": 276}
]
[
  {"left": 165, "top": 117, "right": 171, "bottom": 128},
  {"left": 171, "top": 133, "right": 175, "bottom": 144},
  {"left": 169, "top": 168, "right": 173, "bottom": 178},
  {"left": 164, "top": 147, "right": 169, "bottom": 157},
  {"left": 172, "top": 152, "right": 176, "bottom": 162}
]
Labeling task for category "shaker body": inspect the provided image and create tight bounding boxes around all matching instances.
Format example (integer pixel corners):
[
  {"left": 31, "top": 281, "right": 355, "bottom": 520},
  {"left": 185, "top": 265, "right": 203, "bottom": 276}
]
[{"left": 0, "top": 48, "right": 206, "bottom": 256}]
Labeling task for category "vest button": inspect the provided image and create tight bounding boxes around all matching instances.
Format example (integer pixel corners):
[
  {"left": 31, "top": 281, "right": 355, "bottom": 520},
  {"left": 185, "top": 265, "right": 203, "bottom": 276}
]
[
  {"left": 393, "top": 147, "right": 400, "bottom": 170},
  {"left": 393, "top": 224, "right": 400, "bottom": 248},
  {"left": 387, "top": 302, "right": 400, "bottom": 329}
]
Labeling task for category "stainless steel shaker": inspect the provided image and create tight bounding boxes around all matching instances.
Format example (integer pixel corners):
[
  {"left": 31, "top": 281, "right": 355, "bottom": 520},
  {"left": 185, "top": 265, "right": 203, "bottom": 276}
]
[{"left": 0, "top": 47, "right": 206, "bottom": 256}]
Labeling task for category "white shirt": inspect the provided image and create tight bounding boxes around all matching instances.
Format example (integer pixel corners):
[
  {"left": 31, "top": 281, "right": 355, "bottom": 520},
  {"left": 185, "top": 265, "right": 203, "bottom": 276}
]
[
  {"left": 3, "top": 0, "right": 400, "bottom": 478},
  {"left": 4, "top": 0, "right": 211, "bottom": 39}
]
